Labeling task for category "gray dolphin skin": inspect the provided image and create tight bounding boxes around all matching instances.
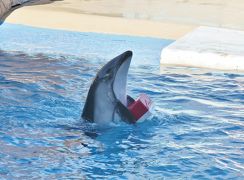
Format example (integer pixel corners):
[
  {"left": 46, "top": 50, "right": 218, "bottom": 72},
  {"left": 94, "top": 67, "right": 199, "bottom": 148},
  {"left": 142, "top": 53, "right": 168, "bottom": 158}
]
[
  {"left": 82, "top": 51, "right": 136, "bottom": 125},
  {"left": 0, "top": 0, "right": 30, "bottom": 19}
]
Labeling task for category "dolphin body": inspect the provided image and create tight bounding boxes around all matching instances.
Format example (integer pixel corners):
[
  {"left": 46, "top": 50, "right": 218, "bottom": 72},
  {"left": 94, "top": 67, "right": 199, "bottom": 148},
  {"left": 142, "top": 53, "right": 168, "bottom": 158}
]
[{"left": 82, "top": 51, "right": 137, "bottom": 125}]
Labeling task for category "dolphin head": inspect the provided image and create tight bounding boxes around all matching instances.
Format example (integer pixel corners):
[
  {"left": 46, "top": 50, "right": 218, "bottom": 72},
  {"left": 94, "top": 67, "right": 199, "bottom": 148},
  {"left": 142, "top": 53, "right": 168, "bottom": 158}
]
[{"left": 82, "top": 51, "right": 136, "bottom": 125}]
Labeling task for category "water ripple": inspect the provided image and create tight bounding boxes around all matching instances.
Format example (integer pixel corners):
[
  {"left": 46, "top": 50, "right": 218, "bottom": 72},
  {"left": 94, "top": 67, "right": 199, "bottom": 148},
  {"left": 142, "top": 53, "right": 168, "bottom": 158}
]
[{"left": 0, "top": 51, "right": 243, "bottom": 179}]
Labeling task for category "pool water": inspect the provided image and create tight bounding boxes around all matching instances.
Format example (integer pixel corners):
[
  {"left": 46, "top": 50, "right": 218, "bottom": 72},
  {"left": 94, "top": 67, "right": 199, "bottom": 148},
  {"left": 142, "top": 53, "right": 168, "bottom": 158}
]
[{"left": 0, "top": 23, "right": 243, "bottom": 179}]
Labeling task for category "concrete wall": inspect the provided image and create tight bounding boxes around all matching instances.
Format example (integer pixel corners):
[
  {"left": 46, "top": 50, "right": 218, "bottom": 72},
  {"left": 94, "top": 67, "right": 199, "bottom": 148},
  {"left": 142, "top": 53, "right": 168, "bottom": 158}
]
[
  {"left": 0, "top": 0, "right": 29, "bottom": 18},
  {"left": 161, "top": 26, "right": 244, "bottom": 71}
]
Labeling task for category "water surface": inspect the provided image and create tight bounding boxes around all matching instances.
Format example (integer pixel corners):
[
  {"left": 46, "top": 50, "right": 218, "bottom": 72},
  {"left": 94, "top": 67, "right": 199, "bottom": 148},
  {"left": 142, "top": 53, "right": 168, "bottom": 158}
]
[{"left": 0, "top": 23, "right": 243, "bottom": 179}]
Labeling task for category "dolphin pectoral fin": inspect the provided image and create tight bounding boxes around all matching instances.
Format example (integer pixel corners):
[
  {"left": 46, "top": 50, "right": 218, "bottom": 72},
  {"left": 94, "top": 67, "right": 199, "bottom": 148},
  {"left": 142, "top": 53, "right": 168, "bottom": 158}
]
[
  {"left": 127, "top": 95, "right": 135, "bottom": 106},
  {"left": 116, "top": 101, "right": 136, "bottom": 124}
]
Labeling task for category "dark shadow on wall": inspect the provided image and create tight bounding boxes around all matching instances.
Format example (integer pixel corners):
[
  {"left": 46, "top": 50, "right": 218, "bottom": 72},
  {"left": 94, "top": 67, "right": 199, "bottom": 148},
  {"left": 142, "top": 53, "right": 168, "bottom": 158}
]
[{"left": 0, "top": 0, "right": 63, "bottom": 25}]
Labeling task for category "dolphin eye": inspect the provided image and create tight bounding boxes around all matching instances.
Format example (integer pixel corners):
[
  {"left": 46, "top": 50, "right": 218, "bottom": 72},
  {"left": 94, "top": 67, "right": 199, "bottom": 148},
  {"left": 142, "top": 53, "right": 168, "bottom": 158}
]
[
  {"left": 102, "top": 68, "right": 113, "bottom": 80},
  {"left": 104, "top": 72, "right": 111, "bottom": 78}
]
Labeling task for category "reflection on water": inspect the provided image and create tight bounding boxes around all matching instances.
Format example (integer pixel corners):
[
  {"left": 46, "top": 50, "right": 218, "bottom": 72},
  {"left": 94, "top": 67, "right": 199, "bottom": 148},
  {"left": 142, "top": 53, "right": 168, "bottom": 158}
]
[{"left": 0, "top": 50, "right": 243, "bottom": 179}]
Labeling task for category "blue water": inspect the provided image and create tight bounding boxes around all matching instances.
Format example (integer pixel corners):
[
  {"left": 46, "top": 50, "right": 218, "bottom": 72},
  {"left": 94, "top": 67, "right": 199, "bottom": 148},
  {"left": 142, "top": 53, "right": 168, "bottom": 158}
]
[{"left": 0, "top": 23, "right": 244, "bottom": 179}]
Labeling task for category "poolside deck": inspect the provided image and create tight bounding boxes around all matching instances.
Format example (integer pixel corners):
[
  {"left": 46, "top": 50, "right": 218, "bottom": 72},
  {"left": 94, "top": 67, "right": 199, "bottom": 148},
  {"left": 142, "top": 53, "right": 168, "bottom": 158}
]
[
  {"left": 2, "top": 0, "right": 244, "bottom": 71},
  {"left": 5, "top": 0, "right": 244, "bottom": 40}
]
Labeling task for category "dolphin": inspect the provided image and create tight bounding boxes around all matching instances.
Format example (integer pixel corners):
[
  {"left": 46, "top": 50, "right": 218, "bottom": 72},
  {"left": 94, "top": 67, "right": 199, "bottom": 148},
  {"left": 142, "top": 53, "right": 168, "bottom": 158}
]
[
  {"left": 0, "top": 0, "right": 30, "bottom": 20},
  {"left": 82, "top": 51, "right": 137, "bottom": 125}
]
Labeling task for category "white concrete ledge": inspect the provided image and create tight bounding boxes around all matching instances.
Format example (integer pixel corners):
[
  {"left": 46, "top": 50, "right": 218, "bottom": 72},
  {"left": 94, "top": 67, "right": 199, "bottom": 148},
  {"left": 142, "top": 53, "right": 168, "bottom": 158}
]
[{"left": 161, "top": 26, "right": 244, "bottom": 71}]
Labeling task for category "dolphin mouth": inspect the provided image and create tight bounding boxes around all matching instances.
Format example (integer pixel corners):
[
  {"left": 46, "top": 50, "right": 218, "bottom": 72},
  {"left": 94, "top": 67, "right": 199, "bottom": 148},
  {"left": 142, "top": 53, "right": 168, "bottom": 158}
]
[
  {"left": 112, "top": 51, "right": 132, "bottom": 106},
  {"left": 82, "top": 50, "right": 152, "bottom": 124},
  {"left": 112, "top": 51, "right": 153, "bottom": 123}
]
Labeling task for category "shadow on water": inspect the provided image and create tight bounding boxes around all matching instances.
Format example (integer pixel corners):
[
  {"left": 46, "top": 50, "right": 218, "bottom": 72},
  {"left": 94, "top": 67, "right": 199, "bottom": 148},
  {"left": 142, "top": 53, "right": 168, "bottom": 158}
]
[{"left": 0, "top": 50, "right": 86, "bottom": 127}]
